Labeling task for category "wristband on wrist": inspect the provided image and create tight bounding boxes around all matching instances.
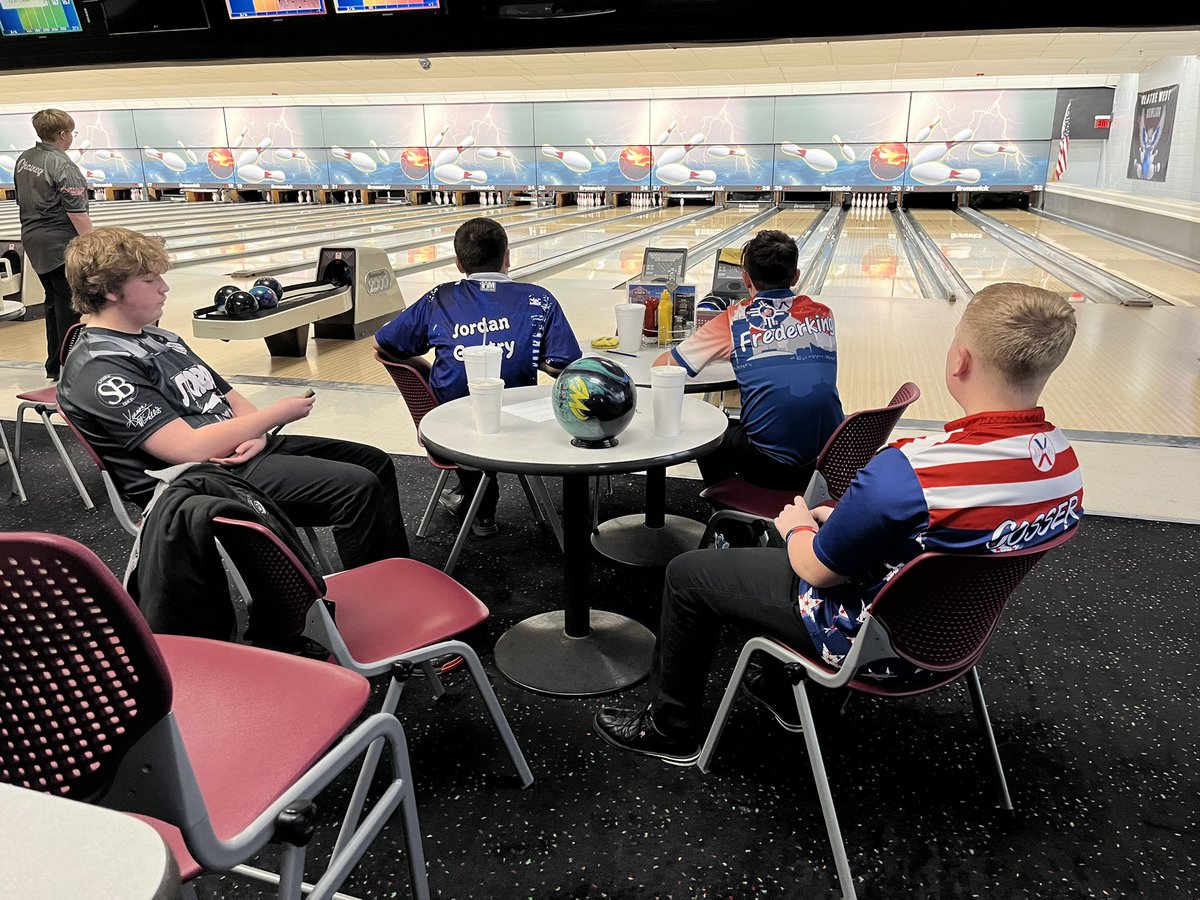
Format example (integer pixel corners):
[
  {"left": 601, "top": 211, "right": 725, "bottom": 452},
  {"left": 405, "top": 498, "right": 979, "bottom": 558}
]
[{"left": 785, "top": 525, "right": 817, "bottom": 544}]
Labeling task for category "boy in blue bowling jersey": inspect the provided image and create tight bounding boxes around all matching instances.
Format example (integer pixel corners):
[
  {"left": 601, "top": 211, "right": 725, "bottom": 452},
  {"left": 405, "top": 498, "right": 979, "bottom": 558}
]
[
  {"left": 654, "top": 229, "right": 843, "bottom": 492},
  {"left": 375, "top": 217, "right": 582, "bottom": 535},
  {"left": 597, "top": 283, "right": 1082, "bottom": 764}
]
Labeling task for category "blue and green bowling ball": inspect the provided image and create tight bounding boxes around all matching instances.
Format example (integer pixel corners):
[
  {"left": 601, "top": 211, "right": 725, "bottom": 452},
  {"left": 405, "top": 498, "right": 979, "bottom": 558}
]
[
  {"left": 551, "top": 357, "right": 637, "bottom": 448},
  {"left": 249, "top": 284, "right": 279, "bottom": 309},
  {"left": 253, "top": 276, "right": 285, "bottom": 301}
]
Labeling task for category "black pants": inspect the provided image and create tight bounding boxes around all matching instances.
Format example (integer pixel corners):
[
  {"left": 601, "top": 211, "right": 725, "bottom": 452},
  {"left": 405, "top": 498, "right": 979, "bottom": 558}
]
[
  {"left": 456, "top": 468, "right": 500, "bottom": 519},
  {"left": 237, "top": 434, "right": 409, "bottom": 568},
  {"left": 36, "top": 265, "right": 80, "bottom": 380},
  {"left": 649, "top": 547, "right": 820, "bottom": 736},
  {"left": 698, "top": 419, "right": 815, "bottom": 492}
]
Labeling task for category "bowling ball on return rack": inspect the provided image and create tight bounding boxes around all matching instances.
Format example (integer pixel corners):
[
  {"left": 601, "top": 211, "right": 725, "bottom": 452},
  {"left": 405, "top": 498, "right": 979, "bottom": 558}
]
[
  {"left": 225, "top": 290, "right": 260, "bottom": 319},
  {"left": 253, "top": 276, "right": 285, "bottom": 301},
  {"left": 213, "top": 284, "right": 240, "bottom": 312},
  {"left": 322, "top": 259, "right": 353, "bottom": 289},
  {"left": 248, "top": 284, "right": 280, "bottom": 309},
  {"left": 551, "top": 357, "right": 638, "bottom": 449}
]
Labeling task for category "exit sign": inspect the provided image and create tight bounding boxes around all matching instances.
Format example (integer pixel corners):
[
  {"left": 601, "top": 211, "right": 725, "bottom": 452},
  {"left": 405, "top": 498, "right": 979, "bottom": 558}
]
[{"left": 1094, "top": 115, "right": 1112, "bottom": 129}]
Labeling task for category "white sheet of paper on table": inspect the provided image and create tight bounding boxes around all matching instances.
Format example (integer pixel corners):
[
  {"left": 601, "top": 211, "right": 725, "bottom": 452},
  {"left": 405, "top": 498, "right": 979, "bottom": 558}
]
[{"left": 502, "top": 397, "right": 557, "bottom": 422}]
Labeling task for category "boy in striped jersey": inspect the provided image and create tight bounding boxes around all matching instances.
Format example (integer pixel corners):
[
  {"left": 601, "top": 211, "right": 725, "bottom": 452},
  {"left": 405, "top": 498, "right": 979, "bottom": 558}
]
[{"left": 595, "top": 283, "right": 1082, "bottom": 764}]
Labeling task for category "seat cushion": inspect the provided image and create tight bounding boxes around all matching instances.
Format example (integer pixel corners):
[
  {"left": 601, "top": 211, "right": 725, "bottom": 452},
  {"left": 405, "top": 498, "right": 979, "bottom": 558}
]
[
  {"left": 700, "top": 477, "right": 797, "bottom": 519},
  {"left": 16, "top": 386, "right": 57, "bottom": 404},
  {"left": 323, "top": 558, "right": 489, "bottom": 665},
  {"left": 156, "top": 636, "right": 370, "bottom": 842},
  {"left": 128, "top": 814, "right": 203, "bottom": 882}
]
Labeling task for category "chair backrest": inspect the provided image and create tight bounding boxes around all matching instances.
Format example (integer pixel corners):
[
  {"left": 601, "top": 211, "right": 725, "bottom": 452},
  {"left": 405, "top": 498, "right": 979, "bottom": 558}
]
[
  {"left": 868, "top": 529, "right": 1074, "bottom": 676},
  {"left": 55, "top": 403, "right": 141, "bottom": 537},
  {"left": 816, "top": 381, "right": 921, "bottom": 501},
  {"left": 375, "top": 351, "right": 439, "bottom": 447},
  {"left": 59, "top": 321, "right": 86, "bottom": 366},
  {"left": 0, "top": 533, "right": 172, "bottom": 802},
  {"left": 210, "top": 516, "right": 324, "bottom": 642}
]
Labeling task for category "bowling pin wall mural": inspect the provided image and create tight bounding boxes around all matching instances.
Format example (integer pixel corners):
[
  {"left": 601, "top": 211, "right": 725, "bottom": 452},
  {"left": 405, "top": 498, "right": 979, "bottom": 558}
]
[
  {"left": 423, "top": 102, "right": 534, "bottom": 189},
  {"left": 0, "top": 109, "right": 144, "bottom": 188},
  {"left": 648, "top": 97, "right": 775, "bottom": 190},
  {"left": 532, "top": 99, "right": 652, "bottom": 188},
  {"left": 224, "top": 107, "right": 329, "bottom": 188},
  {"left": 321, "top": 104, "right": 429, "bottom": 187}
]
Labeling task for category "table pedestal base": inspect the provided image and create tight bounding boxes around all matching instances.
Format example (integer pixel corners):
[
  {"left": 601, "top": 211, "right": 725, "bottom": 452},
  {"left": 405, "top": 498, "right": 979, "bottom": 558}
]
[
  {"left": 591, "top": 514, "right": 707, "bottom": 567},
  {"left": 494, "top": 609, "right": 654, "bottom": 697}
]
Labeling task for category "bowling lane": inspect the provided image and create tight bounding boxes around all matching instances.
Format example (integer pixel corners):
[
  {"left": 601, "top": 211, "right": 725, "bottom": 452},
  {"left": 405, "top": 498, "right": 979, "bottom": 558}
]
[
  {"left": 985, "top": 209, "right": 1200, "bottom": 306},
  {"left": 910, "top": 209, "right": 1078, "bottom": 297},
  {"left": 814, "top": 208, "right": 923, "bottom": 298},
  {"left": 683, "top": 208, "right": 821, "bottom": 292}
]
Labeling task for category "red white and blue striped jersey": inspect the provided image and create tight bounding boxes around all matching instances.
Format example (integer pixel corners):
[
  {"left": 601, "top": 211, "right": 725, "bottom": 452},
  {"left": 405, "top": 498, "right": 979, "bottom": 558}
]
[{"left": 802, "top": 408, "right": 1083, "bottom": 676}]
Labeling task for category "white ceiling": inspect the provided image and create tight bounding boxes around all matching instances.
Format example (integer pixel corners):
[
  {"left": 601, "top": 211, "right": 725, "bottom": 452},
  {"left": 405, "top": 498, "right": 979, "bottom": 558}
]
[{"left": 2, "top": 30, "right": 1198, "bottom": 111}]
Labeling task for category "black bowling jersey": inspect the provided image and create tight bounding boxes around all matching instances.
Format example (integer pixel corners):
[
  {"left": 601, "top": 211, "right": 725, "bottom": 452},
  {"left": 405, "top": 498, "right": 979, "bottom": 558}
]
[{"left": 58, "top": 326, "right": 242, "bottom": 503}]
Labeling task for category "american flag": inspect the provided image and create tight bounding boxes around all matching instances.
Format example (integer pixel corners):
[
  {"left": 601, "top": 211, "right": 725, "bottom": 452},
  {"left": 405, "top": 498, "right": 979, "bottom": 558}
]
[{"left": 1054, "top": 101, "right": 1071, "bottom": 180}]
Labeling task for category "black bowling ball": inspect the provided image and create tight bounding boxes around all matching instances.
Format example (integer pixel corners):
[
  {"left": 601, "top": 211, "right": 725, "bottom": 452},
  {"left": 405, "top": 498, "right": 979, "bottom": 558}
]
[
  {"left": 225, "top": 290, "right": 259, "bottom": 318},
  {"left": 213, "top": 284, "right": 240, "bottom": 311},
  {"left": 323, "top": 259, "right": 353, "bottom": 288}
]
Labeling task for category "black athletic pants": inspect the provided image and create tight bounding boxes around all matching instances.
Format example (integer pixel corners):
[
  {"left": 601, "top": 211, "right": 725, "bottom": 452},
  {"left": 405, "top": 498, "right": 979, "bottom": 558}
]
[{"left": 36, "top": 265, "right": 80, "bottom": 380}]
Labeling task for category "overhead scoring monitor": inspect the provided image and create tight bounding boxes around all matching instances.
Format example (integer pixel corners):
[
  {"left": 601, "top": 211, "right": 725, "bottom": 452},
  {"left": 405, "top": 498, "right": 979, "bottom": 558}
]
[
  {"left": 224, "top": 0, "right": 326, "bottom": 20},
  {"left": 0, "top": 0, "right": 83, "bottom": 36},
  {"left": 333, "top": 0, "right": 440, "bottom": 10}
]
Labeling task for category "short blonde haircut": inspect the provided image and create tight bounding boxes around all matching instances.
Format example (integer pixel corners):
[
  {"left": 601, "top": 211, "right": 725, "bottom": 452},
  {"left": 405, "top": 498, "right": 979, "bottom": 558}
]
[
  {"left": 959, "top": 282, "right": 1076, "bottom": 391},
  {"left": 66, "top": 227, "right": 171, "bottom": 315},
  {"left": 31, "top": 109, "right": 74, "bottom": 142}
]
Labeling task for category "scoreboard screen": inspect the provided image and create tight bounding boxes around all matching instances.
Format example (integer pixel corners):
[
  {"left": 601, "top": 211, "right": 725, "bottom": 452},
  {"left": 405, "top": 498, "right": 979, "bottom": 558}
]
[
  {"left": 0, "top": 0, "right": 82, "bottom": 36},
  {"left": 225, "top": 0, "right": 326, "bottom": 19},
  {"left": 334, "top": 0, "right": 439, "bottom": 10}
]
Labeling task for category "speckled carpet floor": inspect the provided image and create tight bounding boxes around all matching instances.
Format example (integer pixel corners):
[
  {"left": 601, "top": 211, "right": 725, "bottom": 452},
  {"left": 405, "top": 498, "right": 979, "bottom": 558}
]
[{"left": 2, "top": 423, "right": 1197, "bottom": 899}]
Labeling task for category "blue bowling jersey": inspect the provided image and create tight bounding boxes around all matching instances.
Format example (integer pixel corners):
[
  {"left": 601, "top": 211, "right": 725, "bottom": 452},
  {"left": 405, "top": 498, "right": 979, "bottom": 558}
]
[{"left": 375, "top": 274, "right": 582, "bottom": 402}]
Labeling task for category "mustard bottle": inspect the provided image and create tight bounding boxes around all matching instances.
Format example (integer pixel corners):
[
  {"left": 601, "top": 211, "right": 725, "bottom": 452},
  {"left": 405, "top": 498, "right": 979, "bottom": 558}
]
[{"left": 657, "top": 288, "right": 673, "bottom": 345}]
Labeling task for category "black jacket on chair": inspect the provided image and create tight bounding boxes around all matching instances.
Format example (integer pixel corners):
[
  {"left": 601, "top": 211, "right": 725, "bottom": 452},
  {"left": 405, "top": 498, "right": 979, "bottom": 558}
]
[{"left": 126, "top": 464, "right": 324, "bottom": 641}]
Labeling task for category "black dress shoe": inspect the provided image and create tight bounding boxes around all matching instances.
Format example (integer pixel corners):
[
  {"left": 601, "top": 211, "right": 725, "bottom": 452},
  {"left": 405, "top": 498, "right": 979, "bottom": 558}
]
[
  {"left": 592, "top": 705, "right": 701, "bottom": 766},
  {"left": 471, "top": 516, "right": 499, "bottom": 538},
  {"left": 438, "top": 489, "right": 466, "bottom": 519},
  {"left": 740, "top": 662, "right": 804, "bottom": 733}
]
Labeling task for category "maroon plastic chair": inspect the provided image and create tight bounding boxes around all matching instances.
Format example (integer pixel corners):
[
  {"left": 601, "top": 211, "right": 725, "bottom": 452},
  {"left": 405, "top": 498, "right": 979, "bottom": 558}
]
[
  {"left": 210, "top": 515, "right": 533, "bottom": 790},
  {"left": 697, "top": 529, "right": 1075, "bottom": 900},
  {"left": 0, "top": 531, "right": 429, "bottom": 898},
  {"left": 375, "top": 350, "right": 557, "bottom": 574},
  {"left": 11, "top": 322, "right": 90, "bottom": 507},
  {"left": 698, "top": 382, "right": 922, "bottom": 526}
]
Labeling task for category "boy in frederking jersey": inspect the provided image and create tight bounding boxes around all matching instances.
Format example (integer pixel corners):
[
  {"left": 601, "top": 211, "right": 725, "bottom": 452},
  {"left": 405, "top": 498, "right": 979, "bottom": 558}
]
[
  {"left": 654, "top": 229, "right": 844, "bottom": 493},
  {"left": 598, "top": 282, "right": 1083, "bottom": 764}
]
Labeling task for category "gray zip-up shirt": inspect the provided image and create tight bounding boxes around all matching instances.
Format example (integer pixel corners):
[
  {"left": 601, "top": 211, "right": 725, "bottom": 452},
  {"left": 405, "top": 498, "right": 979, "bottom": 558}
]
[{"left": 14, "top": 140, "right": 89, "bottom": 274}]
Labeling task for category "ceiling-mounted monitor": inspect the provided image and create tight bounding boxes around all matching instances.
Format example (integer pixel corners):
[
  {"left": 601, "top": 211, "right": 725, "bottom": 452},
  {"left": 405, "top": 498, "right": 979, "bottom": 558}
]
[
  {"left": 0, "top": 0, "right": 83, "bottom": 36},
  {"left": 101, "top": 0, "right": 209, "bottom": 34},
  {"left": 225, "top": 0, "right": 327, "bottom": 20},
  {"left": 334, "top": 0, "right": 440, "bottom": 10}
]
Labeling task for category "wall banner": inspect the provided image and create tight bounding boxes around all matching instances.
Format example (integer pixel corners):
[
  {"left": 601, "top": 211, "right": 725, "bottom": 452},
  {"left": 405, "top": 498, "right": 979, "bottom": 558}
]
[{"left": 1127, "top": 84, "right": 1177, "bottom": 182}]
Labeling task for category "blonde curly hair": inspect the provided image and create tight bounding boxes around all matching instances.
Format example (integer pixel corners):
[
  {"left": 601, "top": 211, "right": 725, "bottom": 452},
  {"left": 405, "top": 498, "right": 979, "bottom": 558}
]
[{"left": 65, "top": 227, "right": 171, "bottom": 315}]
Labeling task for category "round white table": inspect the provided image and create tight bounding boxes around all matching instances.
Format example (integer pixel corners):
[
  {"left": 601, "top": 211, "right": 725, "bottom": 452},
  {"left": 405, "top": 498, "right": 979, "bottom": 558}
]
[
  {"left": 420, "top": 384, "right": 727, "bottom": 696},
  {"left": 588, "top": 347, "right": 737, "bottom": 566}
]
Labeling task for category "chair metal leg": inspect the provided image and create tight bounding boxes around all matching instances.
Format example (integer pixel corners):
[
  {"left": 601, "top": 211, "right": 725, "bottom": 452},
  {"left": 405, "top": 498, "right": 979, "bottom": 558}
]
[
  {"left": 528, "top": 476, "right": 564, "bottom": 553},
  {"left": 517, "top": 474, "right": 547, "bottom": 524},
  {"left": 698, "top": 640, "right": 760, "bottom": 773},
  {"left": 0, "top": 424, "right": 27, "bottom": 503},
  {"left": 36, "top": 407, "right": 94, "bottom": 508},
  {"left": 417, "top": 470, "right": 450, "bottom": 538},
  {"left": 455, "top": 642, "right": 534, "bottom": 787},
  {"left": 302, "top": 525, "right": 336, "bottom": 574},
  {"left": 794, "top": 678, "right": 858, "bottom": 900},
  {"left": 442, "top": 473, "right": 490, "bottom": 576},
  {"left": 966, "top": 667, "right": 1013, "bottom": 810},
  {"left": 418, "top": 659, "right": 446, "bottom": 699}
]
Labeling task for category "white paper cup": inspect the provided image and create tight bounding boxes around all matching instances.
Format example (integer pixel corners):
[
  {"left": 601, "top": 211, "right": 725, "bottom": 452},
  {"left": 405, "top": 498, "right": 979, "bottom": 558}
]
[
  {"left": 649, "top": 365, "right": 687, "bottom": 438},
  {"left": 614, "top": 303, "right": 644, "bottom": 353},
  {"left": 468, "top": 377, "right": 504, "bottom": 434},
  {"left": 463, "top": 344, "right": 503, "bottom": 383}
]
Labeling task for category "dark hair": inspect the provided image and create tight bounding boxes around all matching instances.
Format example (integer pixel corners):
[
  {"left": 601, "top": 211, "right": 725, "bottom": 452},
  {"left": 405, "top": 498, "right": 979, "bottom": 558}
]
[
  {"left": 741, "top": 230, "right": 799, "bottom": 291},
  {"left": 454, "top": 217, "right": 509, "bottom": 273}
]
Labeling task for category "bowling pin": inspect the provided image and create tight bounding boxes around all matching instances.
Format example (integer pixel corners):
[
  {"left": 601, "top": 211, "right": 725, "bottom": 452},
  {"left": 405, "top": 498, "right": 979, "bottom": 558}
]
[
  {"left": 911, "top": 128, "right": 974, "bottom": 167},
  {"left": 231, "top": 126, "right": 248, "bottom": 148},
  {"left": 655, "top": 163, "right": 717, "bottom": 186},
  {"left": 973, "top": 142, "right": 1018, "bottom": 157},
  {"left": 81, "top": 168, "right": 105, "bottom": 181},
  {"left": 913, "top": 115, "right": 941, "bottom": 143},
  {"left": 145, "top": 147, "right": 188, "bottom": 173},
  {"left": 481, "top": 190, "right": 489, "bottom": 206},
  {"left": 585, "top": 138, "right": 607, "bottom": 164},
  {"left": 177, "top": 141, "right": 199, "bottom": 164},
  {"left": 433, "top": 165, "right": 487, "bottom": 185},
  {"left": 369, "top": 140, "right": 391, "bottom": 164},
  {"left": 429, "top": 125, "right": 449, "bottom": 148},
  {"left": 707, "top": 145, "right": 747, "bottom": 160},
  {"left": 541, "top": 144, "right": 592, "bottom": 174},
  {"left": 781, "top": 144, "right": 839, "bottom": 173},
  {"left": 831, "top": 135, "right": 856, "bottom": 163},
  {"left": 477, "top": 147, "right": 513, "bottom": 161},
  {"left": 494, "top": 192, "right": 502, "bottom": 205},
  {"left": 909, "top": 162, "right": 981, "bottom": 185},
  {"left": 236, "top": 164, "right": 282, "bottom": 184},
  {"left": 656, "top": 132, "right": 706, "bottom": 168},
  {"left": 0, "top": 154, "right": 15, "bottom": 174},
  {"left": 654, "top": 120, "right": 677, "bottom": 146},
  {"left": 274, "top": 148, "right": 308, "bottom": 162},
  {"left": 434, "top": 136, "right": 476, "bottom": 168},
  {"left": 94, "top": 149, "right": 125, "bottom": 162},
  {"left": 332, "top": 146, "right": 378, "bottom": 174}
]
